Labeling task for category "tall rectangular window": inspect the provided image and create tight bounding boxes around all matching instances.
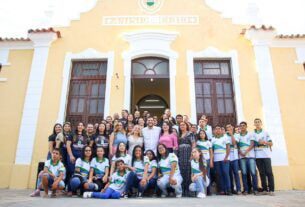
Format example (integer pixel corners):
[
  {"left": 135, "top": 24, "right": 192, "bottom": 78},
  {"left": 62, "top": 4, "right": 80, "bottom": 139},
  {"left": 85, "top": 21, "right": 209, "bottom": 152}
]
[
  {"left": 66, "top": 61, "right": 107, "bottom": 127},
  {"left": 194, "top": 60, "right": 237, "bottom": 126}
]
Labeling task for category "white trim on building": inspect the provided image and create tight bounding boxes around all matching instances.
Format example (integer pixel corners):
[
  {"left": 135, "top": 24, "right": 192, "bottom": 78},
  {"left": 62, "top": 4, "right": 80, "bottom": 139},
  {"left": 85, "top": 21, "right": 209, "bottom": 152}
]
[
  {"left": 122, "top": 30, "right": 179, "bottom": 116},
  {"left": 57, "top": 48, "right": 115, "bottom": 124},
  {"left": 15, "top": 32, "right": 58, "bottom": 165},
  {"left": 245, "top": 29, "right": 289, "bottom": 166},
  {"left": 187, "top": 47, "right": 244, "bottom": 124}
]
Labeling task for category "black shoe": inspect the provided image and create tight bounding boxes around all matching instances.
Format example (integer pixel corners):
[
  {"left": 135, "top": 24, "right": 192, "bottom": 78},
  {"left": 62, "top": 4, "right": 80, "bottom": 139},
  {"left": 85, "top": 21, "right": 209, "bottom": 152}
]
[{"left": 226, "top": 191, "right": 233, "bottom": 196}]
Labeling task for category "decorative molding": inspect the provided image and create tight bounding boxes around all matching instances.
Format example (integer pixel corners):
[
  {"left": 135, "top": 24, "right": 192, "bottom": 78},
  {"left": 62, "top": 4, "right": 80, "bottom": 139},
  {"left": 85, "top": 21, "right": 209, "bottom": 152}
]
[
  {"left": 295, "top": 47, "right": 305, "bottom": 64},
  {"left": 187, "top": 47, "right": 244, "bottom": 124},
  {"left": 57, "top": 48, "right": 114, "bottom": 124},
  {"left": 245, "top": 29, "right": 305, "bottom": 48},
  {"left": 15, "top": 32, "right": 58, "bottom": 165},
  {"left": 0, "top": 49, "right": 10, "bottom": 65},
  {"left": 47, "top": 0, "right": 98, "bottom": 27},
  {"left": 297, "top": 76, "right": 305, "bottom": 80},
  {"left": 253, "top": 45, "right": 289, "bottom": 166},
  {"left": 122, "top": 30, "right": 178, "bottom": 116},
  {"left": 0, "top": 41, "right": 34, "bottom": 50}
]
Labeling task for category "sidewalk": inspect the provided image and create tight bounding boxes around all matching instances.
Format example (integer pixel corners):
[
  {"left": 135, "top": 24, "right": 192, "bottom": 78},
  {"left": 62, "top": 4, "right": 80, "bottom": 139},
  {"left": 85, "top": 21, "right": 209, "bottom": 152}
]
[{"left": 0, "top": 189, "right": 304, "bottom": 207}]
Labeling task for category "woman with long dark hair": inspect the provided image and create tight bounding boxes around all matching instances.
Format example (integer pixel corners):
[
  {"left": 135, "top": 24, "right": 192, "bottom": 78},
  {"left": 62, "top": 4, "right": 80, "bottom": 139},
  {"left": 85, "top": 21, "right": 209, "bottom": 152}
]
[
  {"left": 47, "top": 123, "right": 62, "bottom": 159},
  {"left": 157, "top": 144, "right": 183, "bottom": 198},
  {"left": 93, "top": 123, "right": 109, "bottom": 158},
  {"left": 196, "top": 129, "right": 213, "bottom": 194},
  {"left": 124, "top": 145, "right": 149, "bottom": 198},
  {"left": 189, "top": 147, "right": 210, "bottom": 198},
  {"left": 70, "top": 146, "right": 97, "bottom": 195},
  {"left": 110, "top": 142, "right": 132, "bottom": 176},
  {"left": 66, "top": 122, "right": 88, "bottom": 195},
  {"left": 178, "top": 121, "right": 196, "bottom": 197}
]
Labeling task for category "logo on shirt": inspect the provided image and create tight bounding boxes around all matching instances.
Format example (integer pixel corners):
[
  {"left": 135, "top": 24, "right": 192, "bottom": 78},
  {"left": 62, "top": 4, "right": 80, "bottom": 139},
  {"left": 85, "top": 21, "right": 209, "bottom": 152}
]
[{"left": 139, "top": 0, "right": 164, "bottom": 14}]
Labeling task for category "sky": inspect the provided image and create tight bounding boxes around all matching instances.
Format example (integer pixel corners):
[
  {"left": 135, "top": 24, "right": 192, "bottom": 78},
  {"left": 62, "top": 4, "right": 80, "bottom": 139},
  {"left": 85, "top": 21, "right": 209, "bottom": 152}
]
[{"left": 0, "top": 0, "right": 304, "bottom": 38}]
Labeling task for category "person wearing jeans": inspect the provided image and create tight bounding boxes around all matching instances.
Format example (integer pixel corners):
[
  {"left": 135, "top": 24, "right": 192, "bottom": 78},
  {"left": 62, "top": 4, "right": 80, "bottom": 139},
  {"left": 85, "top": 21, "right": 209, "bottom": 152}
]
[
  {"left": 211, "top": 125, "right": 232, "bottom": 195},
  {"left": 238, "top": 121, "right": 258, "bottom": 195},
  {"left": 124, "top": 145, "right": 150, "bottom": 198},
  {"left": 226, "top": 124, "right": 241, "bottom": 194},
  {"left": 189, "top": 148, "right": 210, "bottom": 198},
  {"left": 83, "top": 160, "right": 128, "bottom": 199},
  {"left": 253, "top": 118, "right": 275, "bottom": 196}
]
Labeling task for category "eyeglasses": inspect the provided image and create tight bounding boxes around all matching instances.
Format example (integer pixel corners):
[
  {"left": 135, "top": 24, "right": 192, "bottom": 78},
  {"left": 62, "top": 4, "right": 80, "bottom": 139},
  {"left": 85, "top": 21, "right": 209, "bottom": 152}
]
[{"left": 85, "top": 150, "right": 91, "bottom": 152}]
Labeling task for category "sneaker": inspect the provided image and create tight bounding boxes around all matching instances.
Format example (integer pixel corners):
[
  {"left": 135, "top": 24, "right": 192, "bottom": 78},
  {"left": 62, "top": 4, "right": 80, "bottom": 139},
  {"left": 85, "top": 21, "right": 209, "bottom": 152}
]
[
  {"left": 83, "top": 192, "right": 93, "bottom": 198},
  {"left": 253, "top": 191, "right": 259, "bottom": 196},
  {"left": 258, "top": 191, "right": 268, "bottom": 196},
  {"left": 176, "top": 193, "right": 182, "bottom": 198},
  {"left": 242, "top": 191, "right": 248, "bottom": 195},
  {"left": 76, "top": 189, "right": 81, "bottom": 197},
  {"left": 93, "top": 184, "right": 99, "bottom": 191},
  {"left": 197, "top": 192, "right": 206, "bottom": 198},
  {"left": 237, "top": 191, "right": 242, "bottom": 195},
  {"left": 51, "top": 190, "right": 57, "bottom": 198},
  {"left": 71, "top": 192, "right": 78, "bottom": 198},
  {"left": 269, "top": 191, "right": 275, "bottom": 196},
  {"left": 30, "top": 189, "right": 40, "bottom": 197},
  {"left": 137, "top": 192, "right": 143, "bottom": 198},
  {"left": 226, "top": 191, "right": 233, "bottom": 196},
  {"left": 122, "top": 193, "right": 129, "bottom": 199},
  {"left": 161, "top": 193, "right": 167, "bottom": 198}
]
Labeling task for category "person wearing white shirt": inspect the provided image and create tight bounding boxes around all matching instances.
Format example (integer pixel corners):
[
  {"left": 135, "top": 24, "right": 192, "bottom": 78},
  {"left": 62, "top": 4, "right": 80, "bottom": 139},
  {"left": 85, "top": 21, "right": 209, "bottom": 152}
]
[
  {"left": 197, "top": 118, "right": 213, "bottom": 141},
  {"left": 142, "top": 117, "right": 161, "bottom": 154},
  {"left": 253, "top": 118, "right": 274, "bottom": 196},
  {"left": 226, "top": 124, "right": 241, "bottom": 195},
  {"left": 238, "top": 121, "right": 258, "bottom": 195}
]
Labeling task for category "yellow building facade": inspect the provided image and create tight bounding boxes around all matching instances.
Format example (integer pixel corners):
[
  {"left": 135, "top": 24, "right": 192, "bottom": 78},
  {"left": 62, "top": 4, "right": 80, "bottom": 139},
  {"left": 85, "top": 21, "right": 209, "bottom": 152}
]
[{"left": 0, "top": 0, "right": 305, "bottom": 190}]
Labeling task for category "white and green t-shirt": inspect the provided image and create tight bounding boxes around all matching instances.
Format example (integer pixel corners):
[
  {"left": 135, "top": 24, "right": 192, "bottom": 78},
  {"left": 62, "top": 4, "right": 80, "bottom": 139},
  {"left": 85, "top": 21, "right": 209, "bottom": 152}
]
[
  {"left": 196, "top": 140, "right": 212, "bottom": 160},
  {"left": 111, "top": 154, "right": 132, "bottom": 167},
  {"left": 158, "top": 153, "right": 180, "bottom": 176},
  {"left": 75, "top": 158, "right": 91, "bottom": 178},
  {"left": 191, "top": 159, "right": 207, "bottom": 176},
  {"left": 238, "top": 132, "right": 255, "bottom": 158},
  {"left": 253, "top": 129, "right": 272, "bottom": 158},
  {"left": 109, "top": 171, "right": 128, "bottom": 193},
  {"left": 44, "top": 159, "right": 66, "bottom": 178},
  {"left": 90, "top": 157, "right": 109, "bottom": 179},
  {"left": 228, "top": 133, "right": 240, "bottom": 161},
  {"left": 146, "top": 159, "right": 158, "bottom": 177},
  {"left": 211, "top": 135, "right": 230, "bottom": 162},
  {"left": 132, "top": 156, "right": 149, "bottom": 179}
]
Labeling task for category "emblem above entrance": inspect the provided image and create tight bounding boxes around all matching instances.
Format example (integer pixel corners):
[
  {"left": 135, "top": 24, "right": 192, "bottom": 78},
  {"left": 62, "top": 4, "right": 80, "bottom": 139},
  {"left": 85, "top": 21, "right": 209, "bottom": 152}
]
[{"left": 138, "top": 0, "right": 165, "bottom": 14}]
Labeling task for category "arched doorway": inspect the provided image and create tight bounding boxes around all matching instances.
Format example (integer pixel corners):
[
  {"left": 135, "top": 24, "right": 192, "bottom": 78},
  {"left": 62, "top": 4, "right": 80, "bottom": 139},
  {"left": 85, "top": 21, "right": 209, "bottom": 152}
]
[
  {"left": 137, "top": 94, "right": 169, "bottom": 118},
  {"left": 130, "top": 57, "right": 170, "bottom": 117}
]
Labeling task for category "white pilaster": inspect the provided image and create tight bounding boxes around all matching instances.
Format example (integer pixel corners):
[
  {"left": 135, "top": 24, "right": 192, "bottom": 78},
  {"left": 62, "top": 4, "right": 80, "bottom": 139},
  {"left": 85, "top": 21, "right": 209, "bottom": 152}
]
[
  {"left": 246, "top": 30, "right": 289, "bottom": 166},
  {"left": 122, "top": 30, "right": 178, "bottom": 114},
  {"left": 15, "top": 32, "right": 58, "bottom": 165}
]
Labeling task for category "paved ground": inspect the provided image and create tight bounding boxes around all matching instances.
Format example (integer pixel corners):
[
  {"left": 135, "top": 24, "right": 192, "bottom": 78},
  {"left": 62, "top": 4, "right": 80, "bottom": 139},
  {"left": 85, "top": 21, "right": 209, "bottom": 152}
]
[{"left": 0, "top": 189, "right": 305, "bottom": 207}]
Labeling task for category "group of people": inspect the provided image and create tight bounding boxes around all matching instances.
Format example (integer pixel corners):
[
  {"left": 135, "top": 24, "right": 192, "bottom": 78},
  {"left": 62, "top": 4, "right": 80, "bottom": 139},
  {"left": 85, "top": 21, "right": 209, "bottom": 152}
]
[{"left": 30, "top": 109, "right": 275, "bottom": 199}]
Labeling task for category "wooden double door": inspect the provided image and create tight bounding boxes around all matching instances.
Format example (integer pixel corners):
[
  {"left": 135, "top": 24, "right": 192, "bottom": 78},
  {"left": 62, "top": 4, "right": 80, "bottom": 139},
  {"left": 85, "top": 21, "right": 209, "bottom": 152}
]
[
  {"left": 65, "top": 61, "right": 107, "bottom": 127},
  {"left": 194, "top": 60, "right": 237, "bottom": 127}
]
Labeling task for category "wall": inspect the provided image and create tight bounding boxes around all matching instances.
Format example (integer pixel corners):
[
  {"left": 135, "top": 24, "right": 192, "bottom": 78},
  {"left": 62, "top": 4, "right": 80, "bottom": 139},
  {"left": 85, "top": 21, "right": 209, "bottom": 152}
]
[
  {"left": 1, "top": 0, "right": 303, "bottom": 189},
  {"left": 271, "top": 48, "right": 305, "bottom": 189},
  {"left": 0, "top": 50, "right": 33, "bottom": 188}
]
